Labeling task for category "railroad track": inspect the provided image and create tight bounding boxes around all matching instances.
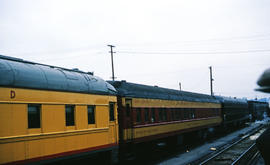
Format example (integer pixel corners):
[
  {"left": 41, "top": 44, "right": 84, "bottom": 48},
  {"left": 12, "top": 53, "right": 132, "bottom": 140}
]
[{"left": 195, "top": 126, "right": 266, "bottom": 165}]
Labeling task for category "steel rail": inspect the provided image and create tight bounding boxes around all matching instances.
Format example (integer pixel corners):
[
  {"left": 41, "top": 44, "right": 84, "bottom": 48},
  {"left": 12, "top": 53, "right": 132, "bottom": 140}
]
[
  {"left": 198, "top": 138, "right": 245, "bottom": 165},
  {"left": 248, "top": 150, "right": 261, "bottom": 165},
  {"left": 198, "top": 125, "right": 263, "bottom": 165},
  {"left": 231, "top": 143, "right": 256, "bottom": 165}
]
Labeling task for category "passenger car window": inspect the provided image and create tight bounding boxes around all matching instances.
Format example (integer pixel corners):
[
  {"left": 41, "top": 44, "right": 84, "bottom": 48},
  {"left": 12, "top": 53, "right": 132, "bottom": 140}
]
[
  {"left": 109, "top": 102, "right": 115, "bottom": 121},
  {"left": 88, "top": 106, "right": 95, "bottom": 124},
  {"left": 66, "top": 105, "right": 75, "bottom": 126},
  {"left": 151, "top": 109, "right": 156, "bottom": 122},
  {"left": 28, "top": 104, "right": 41, "bottom": 128},
  {"left": 159, "top": 109, "right": 163, "bottom": 121},
  {"left": 145, "top": 108, "right": 149, "bottom": 122},
  {"left": 136, "top": 109, "right": 141, "bottom": 123},
  {"left": 126, "top": 103, "right": 131, "bottom": 117},
  {"left": 163, "top": 108, "right": 167, "bottom": 121}
]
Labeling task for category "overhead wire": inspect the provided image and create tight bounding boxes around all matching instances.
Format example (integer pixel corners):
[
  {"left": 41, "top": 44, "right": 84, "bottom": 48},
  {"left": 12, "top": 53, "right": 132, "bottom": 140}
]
[
  {"left": 117, "top": 49, "right": 270, "bottom": 55},
  {"left": 118, "top": 33, "right": 270, "bottom": 47},
  {"left": 2, "top": 32, "right": 270, "bottom": 56}
]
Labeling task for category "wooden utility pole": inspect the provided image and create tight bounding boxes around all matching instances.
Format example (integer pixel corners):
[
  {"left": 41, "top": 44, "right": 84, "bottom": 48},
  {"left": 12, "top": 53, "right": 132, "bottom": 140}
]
[
  {"left": 107, "top": 45, "right": 116, "bottom": 81},
  {"left": 209, "top": 66, "right": 214, "bottom": 96}
]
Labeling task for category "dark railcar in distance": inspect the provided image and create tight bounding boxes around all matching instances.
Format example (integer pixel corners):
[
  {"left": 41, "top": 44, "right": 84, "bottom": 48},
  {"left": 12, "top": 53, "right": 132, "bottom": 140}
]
[
  {"left": 215, "top": 96, "right": 249, "bottom": 127},
  {"left": 248, "top": 100, "right": 269, "bottom": 121}
]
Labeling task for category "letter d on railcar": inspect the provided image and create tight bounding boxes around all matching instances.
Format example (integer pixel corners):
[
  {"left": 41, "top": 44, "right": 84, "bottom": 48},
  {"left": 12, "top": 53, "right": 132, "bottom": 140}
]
[{"left": 10, "top": 90, "right": 15, "bottom": 99}]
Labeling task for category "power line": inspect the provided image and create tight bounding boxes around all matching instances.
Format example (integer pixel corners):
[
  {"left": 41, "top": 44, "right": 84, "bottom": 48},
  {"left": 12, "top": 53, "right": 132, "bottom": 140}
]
[
  {"left": 117, "top": 49, "right": 270, "bottom": 55},
  {"left": 4, "top": 33, "right": 270, "bottom": 56},
  {"left": 118, "top": 33, "right": 270, "bottom": 48},
  {"left": 178, "top": 33, "right": 270, "bottom": 44},
  {"left": 164, "top": 37, "right": 270, "bottom": 47}
]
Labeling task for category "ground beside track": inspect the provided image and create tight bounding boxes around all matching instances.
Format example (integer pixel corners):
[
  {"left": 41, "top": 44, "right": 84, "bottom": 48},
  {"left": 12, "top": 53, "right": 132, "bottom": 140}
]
[{"left": 156, "top": 121, "right": 269, "bottom": 165}]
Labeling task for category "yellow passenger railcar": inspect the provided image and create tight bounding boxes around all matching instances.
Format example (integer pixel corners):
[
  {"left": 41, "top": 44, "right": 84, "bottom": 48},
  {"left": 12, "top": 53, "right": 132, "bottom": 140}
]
[
  {"left": 0, "top": 55, "right": 118, "bottom": 164},
  {"left": 108, "top": 81, "right": 222, "bottom": 157}
]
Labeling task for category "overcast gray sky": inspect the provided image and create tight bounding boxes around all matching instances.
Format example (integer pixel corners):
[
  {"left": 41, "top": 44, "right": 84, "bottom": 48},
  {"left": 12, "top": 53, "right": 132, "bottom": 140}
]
[{"left": 0, "top": 0, "right": 270, "bottom": 99}]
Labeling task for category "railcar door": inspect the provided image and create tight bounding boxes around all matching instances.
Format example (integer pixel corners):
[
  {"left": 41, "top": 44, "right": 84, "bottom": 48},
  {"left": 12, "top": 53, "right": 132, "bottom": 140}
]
[{"left": 125, "top": 99, "right": 134, "bottom": 141}]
